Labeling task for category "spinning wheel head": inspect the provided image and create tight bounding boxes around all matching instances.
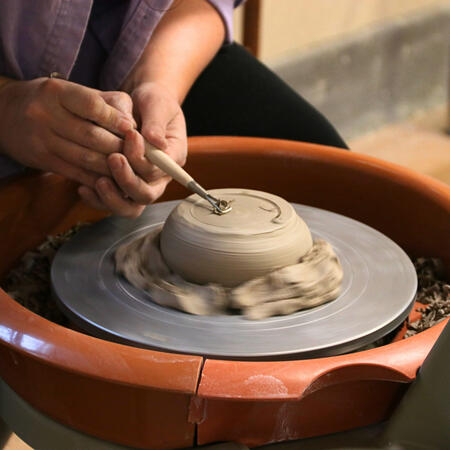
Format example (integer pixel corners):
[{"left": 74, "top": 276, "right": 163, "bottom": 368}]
[{"left": 51, "top": 200, "right": 417, "bottom": 360}]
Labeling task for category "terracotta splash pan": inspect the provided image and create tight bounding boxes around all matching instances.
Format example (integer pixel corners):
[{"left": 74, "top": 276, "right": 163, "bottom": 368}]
[{"left": 0, "top": 137, "right": 449, "bottom": 448}]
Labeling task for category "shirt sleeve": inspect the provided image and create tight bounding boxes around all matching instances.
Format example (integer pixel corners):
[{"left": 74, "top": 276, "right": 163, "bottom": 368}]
[{"left": 206, "top": 0, "right": 245, "bottom": 43}]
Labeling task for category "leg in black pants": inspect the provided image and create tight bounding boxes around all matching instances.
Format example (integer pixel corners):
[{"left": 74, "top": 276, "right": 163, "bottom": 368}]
[{"left": 182, "top": 43, "right": 348, "bottom": 149}]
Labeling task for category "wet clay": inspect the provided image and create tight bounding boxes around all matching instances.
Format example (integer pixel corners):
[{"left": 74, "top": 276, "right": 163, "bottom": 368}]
[
  {"left": 115, "top": 189, "right": 343, "bottom": 320},
  {"left": 115, "top": 228, "right": 342, "bottom": 319},
  {"left": 160, "top": 189, "right": 313, "bottom": 286}
]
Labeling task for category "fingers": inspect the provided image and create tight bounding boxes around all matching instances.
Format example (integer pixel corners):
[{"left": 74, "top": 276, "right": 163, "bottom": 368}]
[
  {"left": 108, "top": 152, "right": 171, "bottom": 204},
  {"left": 49, "top": 133, "right": 110, "bottom": 176},
  {"left": 79, "top": 172, "right": 170, "bottom": 219},
  {"left": 47, "top": 155, "right": 99, "bottom": 188},
  {"left": 58, "top": 81, "right": 134, "bottom": 136},
  {"left": 161, "top": 111, "right": 188, "bottom": 167},
  {"left": 95, "top": 176, "right": 146, "bottom": 218},
  {"left": 133, "top": 86, "right": 188, "bottom": 165},
  {"left": 83, "top": 139, "right": 173, "bottom": 218},
  {"left": 50, "top": 107, "right": 124, "bottom": 155},
  {"left": 100, "top": 91, "right": 137, "bottom": 128},
  {"left": 123, "top": 129, "right": 167, "bottom": 181},
  {"left": 78, "top": 185, "right": 106, "bottom": 210},
  {"left": 135, "top": 91, "right": 171, "bottom": 150}
]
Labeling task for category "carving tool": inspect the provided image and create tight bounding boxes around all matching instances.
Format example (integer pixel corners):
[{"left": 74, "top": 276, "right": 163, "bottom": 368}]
[{"left": 144, "top": 141, "right": 232, "bottom": 215}]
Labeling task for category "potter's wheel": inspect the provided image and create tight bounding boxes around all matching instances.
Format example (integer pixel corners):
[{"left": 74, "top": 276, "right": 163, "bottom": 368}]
[{"left": 51, "top": 201, "right": 417, "bottom": 360}]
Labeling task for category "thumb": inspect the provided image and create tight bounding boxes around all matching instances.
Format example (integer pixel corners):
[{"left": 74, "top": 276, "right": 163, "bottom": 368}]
[{"left": 135, "top": 92, "right": 175, "bottom": 151}]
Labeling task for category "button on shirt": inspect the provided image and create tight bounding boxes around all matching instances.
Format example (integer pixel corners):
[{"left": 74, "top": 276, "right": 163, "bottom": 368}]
[{"left": 0, "top": 0, "right": 241, "bottom": 178}]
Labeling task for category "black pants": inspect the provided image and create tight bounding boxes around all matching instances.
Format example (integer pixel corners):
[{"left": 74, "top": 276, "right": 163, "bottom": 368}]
[{"left": 183, "top": 44, "right": 348, "bottom": 149}]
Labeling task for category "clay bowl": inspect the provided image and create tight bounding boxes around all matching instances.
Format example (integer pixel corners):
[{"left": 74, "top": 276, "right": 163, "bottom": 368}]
[
  {"left": 160, "top": 188, "right": 313, "bottom": 286},
  {"left": 0, "top": 136, "right": 448, "bottom": 449}
]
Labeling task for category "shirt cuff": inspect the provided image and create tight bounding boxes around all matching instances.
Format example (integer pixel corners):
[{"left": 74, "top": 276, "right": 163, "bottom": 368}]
[
  {"left": 207, "top": 0, "right": 245, "bottom": 43},
  {"left": 0, "top": 154, "right": 25, "bottom": 179}
]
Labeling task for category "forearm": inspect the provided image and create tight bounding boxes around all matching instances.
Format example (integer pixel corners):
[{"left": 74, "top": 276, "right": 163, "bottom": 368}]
[{"left": 122, "top": 0, "right": 225, "bottom": 103}]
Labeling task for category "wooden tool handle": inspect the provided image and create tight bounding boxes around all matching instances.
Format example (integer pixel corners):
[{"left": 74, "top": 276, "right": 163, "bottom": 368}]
[{"left": 144, "top": 141, "right": 193, "bottom": 187}]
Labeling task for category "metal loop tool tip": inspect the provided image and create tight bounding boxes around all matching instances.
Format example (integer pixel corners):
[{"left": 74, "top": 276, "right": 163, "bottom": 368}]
[{"left": 188, "top": 181, "right": 232, "bottom": 215}]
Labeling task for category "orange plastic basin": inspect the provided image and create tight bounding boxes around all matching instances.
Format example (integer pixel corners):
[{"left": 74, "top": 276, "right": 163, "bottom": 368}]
[{"left": 0, "top": 137, "right": 448, "bottom": 448}]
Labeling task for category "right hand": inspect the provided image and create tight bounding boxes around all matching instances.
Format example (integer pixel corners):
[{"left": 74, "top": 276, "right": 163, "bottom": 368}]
[{"left": 0, "top": 77, "right": 135, "bottom": 188}]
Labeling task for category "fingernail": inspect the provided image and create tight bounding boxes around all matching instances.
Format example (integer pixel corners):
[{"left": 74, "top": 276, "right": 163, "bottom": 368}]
[
  {"left": 122, "top": 113, "right": 137, "bottom": 128},
  {"left": 126, "top": 129, "right": 136, "bottom": 141},
  {"left": 110, "top": 155, "right": 123, "bottom": 170},
  {"left": 119, "top": 118, "right": 134, "bottom": 132}
]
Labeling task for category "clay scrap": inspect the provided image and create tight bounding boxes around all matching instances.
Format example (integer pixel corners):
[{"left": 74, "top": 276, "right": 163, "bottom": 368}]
[{"left": 115, "top": 227, "right": 343, "bottom": 320}]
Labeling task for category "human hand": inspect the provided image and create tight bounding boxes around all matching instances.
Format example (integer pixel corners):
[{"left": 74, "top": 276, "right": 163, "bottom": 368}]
[
  {"left": 0, "top": 77, "right": 135, "bottom": 188},
  {"left": 78, "top": 82, "right": 188, "bottom": 218}
]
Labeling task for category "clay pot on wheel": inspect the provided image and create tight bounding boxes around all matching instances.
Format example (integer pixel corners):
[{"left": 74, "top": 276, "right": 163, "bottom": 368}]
[{"left": 160, "top": 188, "right": 313, "bottom": 286}]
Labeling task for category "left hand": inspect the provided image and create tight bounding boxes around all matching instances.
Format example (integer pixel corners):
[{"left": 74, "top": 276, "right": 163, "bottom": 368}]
[{"left": 78, "top": 82, "right": 188, "bottom": 218}]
